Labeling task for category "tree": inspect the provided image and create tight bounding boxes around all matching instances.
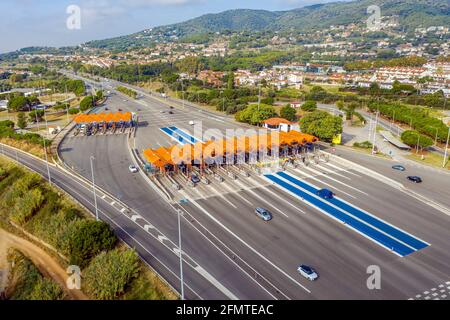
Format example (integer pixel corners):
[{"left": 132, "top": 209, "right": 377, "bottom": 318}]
[
  {"left": 235, "top": 104, "right": 277, "bottom": 125},
  {"left": 300, "top": 110, "right": 343, "bottom": 142},
  {"left": 61, "top": 220, "right": 117, "bottom": 267},
  {"left": 301, "top": 100, "right": 317, "bottom": 112},
  {"left": 280, "top": 105, "right": 297, "bottom": 121},
  {"left": 308, "top": 86, "right": 327, "bottom": 101},
  {"left": 227, "top": 72, "right": 235, "bottom": 90},
  {"left": 7, "top": 96, "right": 28, "bottom": 112},
  {"left": 401, "top": 130, "right": 433, "bottom": 149},
  {"left": 82, "top": 249, "right": 140, "bottom": 300},
  {"left": 17, "top": 112, "right": 27, "bottom": 130},
  {"left": 28, "top": 110, "right": 44, "bottom": 123},
  {"left": 80, "top": 96, "right": 95, "bottom": 111}
]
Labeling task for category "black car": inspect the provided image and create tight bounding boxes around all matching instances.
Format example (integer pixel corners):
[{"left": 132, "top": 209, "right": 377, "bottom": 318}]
[
  {"left": 407, "top": 176, "right": 422, "bottom": 183},
  {"left": 169, "top": 111, "right": 174, "bottom": 114}
]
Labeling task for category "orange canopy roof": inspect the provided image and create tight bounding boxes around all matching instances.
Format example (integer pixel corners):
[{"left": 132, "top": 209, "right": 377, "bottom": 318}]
[{"left": 74, "top": 112, "right": 132, "bottom": 124}]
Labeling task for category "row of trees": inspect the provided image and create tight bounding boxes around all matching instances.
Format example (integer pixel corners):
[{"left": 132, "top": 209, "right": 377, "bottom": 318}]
[
  {"left": 0, "top": 119, "right": 50, "bottom": 147},
  {"left": 116, "top": 86, "right": 137, "bottom": 99},
  {"left": 367, "top": 101, "right": 449, "bottom": 143}
]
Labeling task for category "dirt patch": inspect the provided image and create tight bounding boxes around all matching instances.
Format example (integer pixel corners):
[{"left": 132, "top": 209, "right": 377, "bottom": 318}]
[{"left": 0, "top": 228, "right": 88, "bottom": 300}]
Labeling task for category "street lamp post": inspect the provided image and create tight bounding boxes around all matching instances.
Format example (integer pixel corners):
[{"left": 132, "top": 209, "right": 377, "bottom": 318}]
[
  {"left": 443, "top": 127, "right": 450, "bottom": 168},
  {"left": 177, "top": 209, "right": 185, "bottom": 300},
  {"left": 36, "top": 109, "right": 52, "bottom": 185},
  {"left": 371, "top": 111, "right": 379, "bottom": 155},
  {"left": 90, "top": 156, "right": 99, "bottom": 221},
  {"left": 257, "top": 83, "right": 262, "bottom": 112}
]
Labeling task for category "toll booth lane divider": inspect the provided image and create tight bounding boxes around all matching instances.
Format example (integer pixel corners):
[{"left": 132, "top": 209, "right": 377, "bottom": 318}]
[{"left": 264, "top": 172, "right": 429, "bottom": 257}]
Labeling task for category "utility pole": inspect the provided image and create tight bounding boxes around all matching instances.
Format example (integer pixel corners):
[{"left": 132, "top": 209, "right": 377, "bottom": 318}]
[
  {"left": 177, "top": 209, "right": 185, "bottom": 300},
  {"left": 36, "top": 109, "right": 52, "bottom": 185},
  {"left": 371, "top": 111, "right": 379, "bottom": 155},
  {"left": 443, "top": 126, "right": 450, "bottom": 168},
  {"left": 257, "top": 83, "right": 261, "bottom": 112},
  {"left": 90, "top": 156, "right": 99, "bottom": 221}
]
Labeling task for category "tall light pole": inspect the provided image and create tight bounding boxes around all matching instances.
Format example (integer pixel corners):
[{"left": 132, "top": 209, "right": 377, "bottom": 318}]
[
  {"left": 36, "top": 109, "right": 52, "bottom": 185},
  {"left": 177, "top": 209, "right": 185, "bottom": 300},
  {"left": 371, "top": 111, "right": 379, "bottom": 155},
  {"left": 443, "top": 126, "right": 450, "bottom": 168},
  {"left": 90, "top": 156, "right": 99, "bottom": 221},
  {"left": 257, "top": 83, "right": 262, "bottom": 112}
]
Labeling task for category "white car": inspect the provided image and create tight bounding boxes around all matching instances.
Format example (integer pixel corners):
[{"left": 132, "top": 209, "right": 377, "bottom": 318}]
[
  {"left": 297, "top": 265, "right": 318, "bottom": 281},
  {"left": 129, "top": 165, "right": 138, "bottom": 173},
  {"left": 189, "top": 121, "right": 195, "bottom": 125}
]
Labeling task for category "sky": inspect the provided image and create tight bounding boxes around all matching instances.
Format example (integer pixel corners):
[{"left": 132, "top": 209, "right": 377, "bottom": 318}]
[{"left": 0, "top": 0, "right": 341, "bottom": 53}]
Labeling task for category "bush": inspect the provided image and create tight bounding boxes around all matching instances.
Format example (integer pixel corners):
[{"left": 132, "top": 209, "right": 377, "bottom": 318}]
[
  {"left": 80, "top": 96, "right": 95, "bottom": 111},
  {"left": 280, "top": 105, "right": 297, "bottom": 121},
  {"left": 83, "top": 248, "right": 141, "bottom": 300},
  {"left": 11, "top": 188, "right": 44, "bottom": 225},
  {"left": 68, "top": 108, "right": 79, "bottom": 115},
  {"left": 60, "top": 220, "right": 117, "bottom": 267},
  {"left": 353, "top": 141, "right": 373, "bottom": 149},
  {"left": 116, "top": 86, "right": 137, "bottom": 99},
  {"left": 235, "top": 103, "right": 277, "bottom": 125},
  {"left": 401, "top": 130, "right": 433, "bottom": 149},
  {"left": 7, "top": 249, "right": 65, "bottom": 300},
  {"left": 301, "top": 100, "right": 317, "bottom": 112}
]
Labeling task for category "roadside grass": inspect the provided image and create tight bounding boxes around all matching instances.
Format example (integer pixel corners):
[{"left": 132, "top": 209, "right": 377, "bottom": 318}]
[
  {"left": 6, "top": 248, "right": 66, "bottom": 300},
  {"left": 0, "top": 156, "right": 177, "bottom": 300},
  {"left": 406, "top": 151, "right": 450, "bottom": 170},
  {"left": 121, "top": 265, "right": 178, "bottom": 300},
  {"left": 0, "top": 137, "right": 46, "bottom": 159}
]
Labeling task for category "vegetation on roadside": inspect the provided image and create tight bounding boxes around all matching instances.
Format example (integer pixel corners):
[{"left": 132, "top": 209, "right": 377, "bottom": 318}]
[
  {"left": 116, "top": 86, "right": 137, "bottom": 99},
  {"left": 6, "top": 249, "right": 65, "bottom": 300},
  {"left": 0, "top": 157, "right": 176, "bottom": 300},
  {"left": 0, "top": 120, "right": 50, "bottom": 154},
  {"left": 299, "top": 110, "right": 343, "bottom": 142},
  {"left": 368, "top": 101, "right": 448, "bottom": 143}
]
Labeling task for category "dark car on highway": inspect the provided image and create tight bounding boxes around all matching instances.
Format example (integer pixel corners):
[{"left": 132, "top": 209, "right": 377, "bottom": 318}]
[
  {"left": 317, "top": 189, "right": 334, "bottom": 199},
  {"left": 255, "top": 208, "right": 272, "bottom": 221},
  {"left": 191, "top": 174, "right": 201, "bottom": 184},
  {"left": 407, "top": 176, "right": 422, "bottom": 183},
  {"left": 392, "top": 165, "right": 406, "bottom": 171}
]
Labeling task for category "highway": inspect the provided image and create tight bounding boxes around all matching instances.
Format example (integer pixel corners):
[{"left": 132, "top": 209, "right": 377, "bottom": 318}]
[{"left": 52, "top": 71, "right": 450, "bottom": 300}]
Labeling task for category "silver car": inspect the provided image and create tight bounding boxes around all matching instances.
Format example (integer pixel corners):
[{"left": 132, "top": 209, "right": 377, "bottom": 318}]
[{"left": 297, "top": 265, "right": 318, "bottom": 281}]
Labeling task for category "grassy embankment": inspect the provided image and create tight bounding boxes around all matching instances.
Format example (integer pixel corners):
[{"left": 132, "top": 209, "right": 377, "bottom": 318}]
[{"left": 0, "top": 157, "right": 177, "bottom": 300}]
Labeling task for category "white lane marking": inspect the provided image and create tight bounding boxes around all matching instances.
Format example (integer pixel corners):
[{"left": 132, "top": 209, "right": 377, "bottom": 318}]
[
  {"left": 269, "top": 173, "right": 410, "bottom": 256},
  {"left": 247, "top": 177, "right": 306, "bottom": 214},
  {"left": 176, "top": 205, "right": 283, "bottom": 300},
  {"left": 314, "top": 164, "right": 351, "bottom": 180},
  {"left": 195, "top": 266, "right": 239, "bottom": 300},
  {"left": 233, "top": 178, "right": 289, "bottom": 218},
  {"left": 208, "top": 185, "right": 238, "bottom": 209},
  {"left": 144, "top": 224, "right": 154, "bottom": 232},
  {"left": 301, "top": 166, "right": 368, "bottom": 196},
  {"left": 131, "top": 214, "right": 141, "bottom": 221},
  {"left": 276, "top": 172, "right": 422, "bottom": 250},
  {"left": 292, "top": 167, "right": 357, "bottom": 199},
  {"left": 179, "top": 190, "right": 312, "bottom": 294},
  {"left": 325, "top": 162, "right": 362, "bottom": 178},
  {"left": 221, "top": 180, "right": 254, "bottom": 206}
]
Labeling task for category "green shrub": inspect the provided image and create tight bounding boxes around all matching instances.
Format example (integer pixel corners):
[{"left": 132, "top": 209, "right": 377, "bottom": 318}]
[
  {"left": 11, "top": 188, "right": 44, "bottom": 225},
  {"left": 83, "top": 248, "right": 140, "bottom": 300},
  {"left": 301, "top": 100, "right": 317, "bottom": 112},
  {"left": 68, "top": 108, "right": 79, "bottom": 115},
  {"left": 353, "top": 141, "right": 373, "bottom": 149},
  {"left": 60, "top": 220, "right": 117, "bottom": 267},
  {"left": 7, "top": 249, "right": 65, "bottom": 300}
]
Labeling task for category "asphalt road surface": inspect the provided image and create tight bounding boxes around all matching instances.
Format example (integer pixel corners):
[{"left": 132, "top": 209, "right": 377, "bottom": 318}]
[{"left": 53, "top": 72, "right": 450, "bottom": 300}]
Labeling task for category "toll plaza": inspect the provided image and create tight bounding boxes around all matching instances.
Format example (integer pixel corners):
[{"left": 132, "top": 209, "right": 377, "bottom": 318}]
[{"left": 73, "top": 112, "right": 137, "bottom": 137}]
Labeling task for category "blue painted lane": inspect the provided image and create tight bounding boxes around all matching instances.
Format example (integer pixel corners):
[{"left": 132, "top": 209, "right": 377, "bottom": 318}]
[
  {"left": 169, "top": 126, "right": 201, "bottom": 144},
  {"left": 276, "top": 172, "right": 428, "bottom": 251},
  {"left": 160, "top": 127, "right": 189, "bottom": 145},
  {"left": 265, "top": 174, "right": 415, "bottom": 256}
]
